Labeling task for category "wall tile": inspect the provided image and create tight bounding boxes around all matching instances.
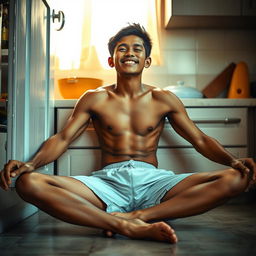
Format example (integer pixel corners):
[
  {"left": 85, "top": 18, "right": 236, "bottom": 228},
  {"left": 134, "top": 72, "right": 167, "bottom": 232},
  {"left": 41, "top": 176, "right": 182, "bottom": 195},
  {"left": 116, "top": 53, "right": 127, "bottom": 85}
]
[
  {"left": 224, "top": 50, "right": 256, "bottom": 76},
  {"left": 162, "top": 29, "right": 196, "bottom": 50},
  {"left": 223, "top": 30, "right": 256, "bottom": 50},
  {"left": 143, "top": 73, "right": 169, "bottom": 88},
  {"left": 195, "top": 30, "right": 225, "bottom": 50},
  {"left": 167, "top": 50, "right": 196, "bottom": 74},
  {"left": 197, "top": 50, "right": 226, "bottom": 75}
]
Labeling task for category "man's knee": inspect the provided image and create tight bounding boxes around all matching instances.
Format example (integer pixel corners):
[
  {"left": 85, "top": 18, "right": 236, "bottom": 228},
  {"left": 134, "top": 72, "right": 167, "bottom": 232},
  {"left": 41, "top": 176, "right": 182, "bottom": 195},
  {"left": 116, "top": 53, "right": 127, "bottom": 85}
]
[
  {"left": 15, "top": 172, "right": 44, "bottom": 199},
  {"left": 221, "top": 168, "right": 247, "bottom": 196}
]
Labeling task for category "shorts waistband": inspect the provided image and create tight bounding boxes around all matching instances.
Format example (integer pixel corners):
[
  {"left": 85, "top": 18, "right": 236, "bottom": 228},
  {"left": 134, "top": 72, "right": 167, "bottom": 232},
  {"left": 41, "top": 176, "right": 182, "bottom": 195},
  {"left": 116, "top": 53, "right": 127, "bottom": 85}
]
[{"left": 103, "top": 160, "right": 156, "bottom": 169}]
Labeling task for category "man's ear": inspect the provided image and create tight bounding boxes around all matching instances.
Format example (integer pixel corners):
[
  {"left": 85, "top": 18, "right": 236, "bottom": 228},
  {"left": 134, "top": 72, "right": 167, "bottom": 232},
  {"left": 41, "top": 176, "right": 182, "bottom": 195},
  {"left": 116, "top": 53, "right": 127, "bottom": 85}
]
[
  {"left": 108, "top": 57, "right": 114, "bottom": 67},
  {"left": 145, "top": 57, "right": 152, "bottom": 68}
]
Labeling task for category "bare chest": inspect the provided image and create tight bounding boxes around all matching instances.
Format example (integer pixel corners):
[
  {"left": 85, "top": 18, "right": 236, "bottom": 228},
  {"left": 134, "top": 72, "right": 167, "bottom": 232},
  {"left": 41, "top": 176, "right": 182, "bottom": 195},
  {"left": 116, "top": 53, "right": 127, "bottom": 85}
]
[{"left": 91, "top": 99, "right": 167, "bottom": 136}]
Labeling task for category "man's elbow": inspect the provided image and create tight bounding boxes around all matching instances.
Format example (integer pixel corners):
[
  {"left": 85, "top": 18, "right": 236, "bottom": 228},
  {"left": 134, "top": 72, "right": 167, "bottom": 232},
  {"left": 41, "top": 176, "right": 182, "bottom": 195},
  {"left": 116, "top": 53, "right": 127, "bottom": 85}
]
[
  {"left": 193, "top": 135, "right": 212, "bottom": 150},
  {"left": 54, "top": 132, "right": 71, "bottom": 147}
]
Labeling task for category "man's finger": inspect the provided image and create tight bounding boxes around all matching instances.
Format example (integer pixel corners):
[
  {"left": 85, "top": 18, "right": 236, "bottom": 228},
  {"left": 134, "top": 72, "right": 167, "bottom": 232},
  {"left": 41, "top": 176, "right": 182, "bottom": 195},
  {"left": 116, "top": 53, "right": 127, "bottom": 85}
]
[
  {"left": 4, "top": 164, "right": 13, "bottom": 186},
  {"left": 10, "top": 164, "right": 31, "bottom": 178},
  {"left": 0, "top": 171, "right": 8, "bottom": 190}
]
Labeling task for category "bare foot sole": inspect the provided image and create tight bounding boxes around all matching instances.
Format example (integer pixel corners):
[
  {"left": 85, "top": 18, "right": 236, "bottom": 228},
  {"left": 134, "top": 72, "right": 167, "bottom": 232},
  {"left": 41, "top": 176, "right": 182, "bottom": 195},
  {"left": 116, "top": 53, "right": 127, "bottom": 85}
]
[{"left": 111, "top": 218, "right": 178, "bottom": 243}]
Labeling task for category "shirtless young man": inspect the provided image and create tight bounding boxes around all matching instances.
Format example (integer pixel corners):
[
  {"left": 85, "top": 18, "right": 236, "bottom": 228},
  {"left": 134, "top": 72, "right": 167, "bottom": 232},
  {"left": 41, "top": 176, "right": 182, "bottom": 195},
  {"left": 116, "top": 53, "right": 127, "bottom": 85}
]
[{"left": 0, "top": 24, "right": 255, "bottom": 243}]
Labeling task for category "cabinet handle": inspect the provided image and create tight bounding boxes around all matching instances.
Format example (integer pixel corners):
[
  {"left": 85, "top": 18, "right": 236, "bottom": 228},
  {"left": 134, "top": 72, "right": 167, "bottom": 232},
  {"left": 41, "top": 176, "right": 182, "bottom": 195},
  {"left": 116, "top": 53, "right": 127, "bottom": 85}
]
[
  {"left": 192, "top": 118, "right": 241, "bottom": 124},
  {"left": 52, "top": 10, "right": 65, "bottom": 31}
]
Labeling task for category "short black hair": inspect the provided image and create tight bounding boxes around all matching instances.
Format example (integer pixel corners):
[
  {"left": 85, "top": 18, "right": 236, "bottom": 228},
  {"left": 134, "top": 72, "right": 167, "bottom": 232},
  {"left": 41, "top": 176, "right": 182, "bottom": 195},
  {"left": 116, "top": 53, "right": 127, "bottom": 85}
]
[{"left": 108, "top": 23, "right": 152, "bottom": 58}]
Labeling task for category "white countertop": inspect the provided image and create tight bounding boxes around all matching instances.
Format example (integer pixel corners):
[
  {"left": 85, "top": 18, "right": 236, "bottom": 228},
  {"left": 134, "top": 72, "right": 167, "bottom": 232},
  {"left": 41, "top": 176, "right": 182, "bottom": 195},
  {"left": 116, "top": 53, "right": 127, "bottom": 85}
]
[{"left": 54, "top": 98, "right": 256, "bottom": 108}]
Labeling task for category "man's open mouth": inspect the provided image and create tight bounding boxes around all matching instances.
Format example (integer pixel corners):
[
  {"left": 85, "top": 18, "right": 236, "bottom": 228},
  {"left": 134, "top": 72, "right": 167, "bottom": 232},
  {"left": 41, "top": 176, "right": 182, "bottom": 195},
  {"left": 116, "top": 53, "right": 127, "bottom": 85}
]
[{"left": 121, "top": 59, "right": 139, "bottom": 64}]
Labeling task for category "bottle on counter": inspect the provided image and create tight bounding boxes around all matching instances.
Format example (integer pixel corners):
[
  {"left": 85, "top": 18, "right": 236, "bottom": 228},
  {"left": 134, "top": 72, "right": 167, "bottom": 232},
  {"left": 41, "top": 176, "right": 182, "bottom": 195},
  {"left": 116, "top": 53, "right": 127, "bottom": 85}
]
[{"left": 1, "top": 2, "right": 9, "bottom": 49}]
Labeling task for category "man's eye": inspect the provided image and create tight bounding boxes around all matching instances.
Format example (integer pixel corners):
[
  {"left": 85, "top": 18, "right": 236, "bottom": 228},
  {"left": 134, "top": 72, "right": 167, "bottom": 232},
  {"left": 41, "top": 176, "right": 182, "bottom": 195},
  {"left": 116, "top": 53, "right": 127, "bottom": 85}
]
[
  {"left": 134, "top": 48, "right": 142, "bottom": 52},
  {"left": 119, "top": 48, "right": 126, "bottom": 52}
]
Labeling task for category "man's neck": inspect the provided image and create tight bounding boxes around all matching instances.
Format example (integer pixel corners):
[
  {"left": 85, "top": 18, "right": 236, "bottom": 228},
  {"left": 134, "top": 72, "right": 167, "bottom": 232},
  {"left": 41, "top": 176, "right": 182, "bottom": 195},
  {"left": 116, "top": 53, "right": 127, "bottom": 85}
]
[{"left": 115, "top": 74, "right": 145, "bottom": 97}]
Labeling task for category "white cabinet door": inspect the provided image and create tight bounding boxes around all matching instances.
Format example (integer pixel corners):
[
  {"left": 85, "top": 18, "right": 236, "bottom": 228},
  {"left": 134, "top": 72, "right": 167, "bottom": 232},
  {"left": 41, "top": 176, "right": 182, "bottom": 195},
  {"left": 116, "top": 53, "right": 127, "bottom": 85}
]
[
  {"left": 157, "top": 147, "right": 248, "bottom": 173},
  {"left": 8, "top": 0, "right": 53, "bottom": 176},
  {"left": 2, "top": 0, "right": 53, "bottom": 233},
  {"left": 57, "top": 149, "right": 102, "bottom": 176}
]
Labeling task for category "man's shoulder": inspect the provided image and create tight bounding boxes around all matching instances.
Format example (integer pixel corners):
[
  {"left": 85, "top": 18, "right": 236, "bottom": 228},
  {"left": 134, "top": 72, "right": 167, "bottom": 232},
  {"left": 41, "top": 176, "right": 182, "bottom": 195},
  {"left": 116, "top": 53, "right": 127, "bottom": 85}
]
[
  {"left": 150, "top": 86, "right": 179, "bottom": 101},
  {"left": 73, "top": 85, "right": 114, "bottom": 111},
  {"left": 79, "top": 84, "right": 114, "bottom": 100}
]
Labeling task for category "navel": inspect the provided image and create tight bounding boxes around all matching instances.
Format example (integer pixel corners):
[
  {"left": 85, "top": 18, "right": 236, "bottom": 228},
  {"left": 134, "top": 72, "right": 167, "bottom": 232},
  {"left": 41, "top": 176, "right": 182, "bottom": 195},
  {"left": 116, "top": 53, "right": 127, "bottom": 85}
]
[
  {"left": 147, "top": 126, "right": 154, "bottom": 132},
  {"left": 107, "top": 125, "right": 113, "bottom": 131}
]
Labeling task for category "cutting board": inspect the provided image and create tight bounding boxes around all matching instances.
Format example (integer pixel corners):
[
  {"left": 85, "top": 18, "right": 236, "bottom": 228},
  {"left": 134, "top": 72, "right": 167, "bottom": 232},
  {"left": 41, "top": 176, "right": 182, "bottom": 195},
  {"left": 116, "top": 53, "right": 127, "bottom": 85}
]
[
  {"left": 202, "top": 63, "right": 236, "bottom": 98},
  {"left": 227, "top": 61, "right": 250, "bottom": 98}
]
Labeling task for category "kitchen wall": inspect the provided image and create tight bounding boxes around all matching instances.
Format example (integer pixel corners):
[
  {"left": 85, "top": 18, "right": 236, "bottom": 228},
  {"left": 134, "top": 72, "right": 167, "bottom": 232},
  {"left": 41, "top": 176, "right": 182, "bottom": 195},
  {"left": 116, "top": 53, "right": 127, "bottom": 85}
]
[{"left": 53, "top": 27, "right": 256, "bottom": 98}]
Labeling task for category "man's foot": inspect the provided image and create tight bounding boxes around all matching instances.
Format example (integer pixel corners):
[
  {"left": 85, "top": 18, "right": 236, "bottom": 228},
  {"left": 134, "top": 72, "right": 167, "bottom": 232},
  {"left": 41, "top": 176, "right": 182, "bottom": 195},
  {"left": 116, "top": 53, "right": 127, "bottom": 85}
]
[{"left": 118, "top": 218, "right": 178, "bottom": 243}]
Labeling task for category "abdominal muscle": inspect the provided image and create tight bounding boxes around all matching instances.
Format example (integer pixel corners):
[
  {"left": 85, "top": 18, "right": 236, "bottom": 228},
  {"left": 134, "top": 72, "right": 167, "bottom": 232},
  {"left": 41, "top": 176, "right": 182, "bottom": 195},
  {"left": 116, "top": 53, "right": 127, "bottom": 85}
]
[{"left": 97, "top": 132, "right": 160, "bottom": 167}]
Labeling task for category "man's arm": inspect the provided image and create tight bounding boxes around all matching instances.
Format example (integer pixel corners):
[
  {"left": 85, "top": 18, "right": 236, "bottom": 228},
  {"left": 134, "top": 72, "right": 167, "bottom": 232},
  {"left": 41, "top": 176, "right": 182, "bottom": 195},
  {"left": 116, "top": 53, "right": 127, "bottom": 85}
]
[
  {"left": 166, "top": 93, "right": 255, "bottom": 181},
  {"left": 0, "top": 92, "right": 92, "bottom": 190}
]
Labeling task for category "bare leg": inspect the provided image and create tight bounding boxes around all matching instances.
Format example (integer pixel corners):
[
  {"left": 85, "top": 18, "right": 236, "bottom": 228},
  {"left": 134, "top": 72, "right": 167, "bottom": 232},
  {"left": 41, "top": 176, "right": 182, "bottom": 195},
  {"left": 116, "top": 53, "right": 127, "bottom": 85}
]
[
  {"left": 112, "top": 168, "right": 250, "bottom": 222},
  {"left": 15, "top": 172, "right": 177, "bottom": 243}
]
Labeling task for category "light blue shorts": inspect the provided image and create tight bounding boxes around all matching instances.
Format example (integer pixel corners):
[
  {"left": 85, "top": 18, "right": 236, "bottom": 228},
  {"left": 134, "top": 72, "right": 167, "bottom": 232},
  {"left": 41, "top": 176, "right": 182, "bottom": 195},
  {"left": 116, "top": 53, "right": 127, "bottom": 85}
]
[{"left": 72, "top": 160, "right": 193, "bottom": 213}]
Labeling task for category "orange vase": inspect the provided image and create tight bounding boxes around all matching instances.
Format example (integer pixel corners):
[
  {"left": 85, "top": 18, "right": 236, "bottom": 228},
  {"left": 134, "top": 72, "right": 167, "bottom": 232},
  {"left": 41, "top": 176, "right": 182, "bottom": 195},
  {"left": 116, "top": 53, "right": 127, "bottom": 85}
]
[{"left": 227, "top": 61, "right": 250, "bottom": 98}]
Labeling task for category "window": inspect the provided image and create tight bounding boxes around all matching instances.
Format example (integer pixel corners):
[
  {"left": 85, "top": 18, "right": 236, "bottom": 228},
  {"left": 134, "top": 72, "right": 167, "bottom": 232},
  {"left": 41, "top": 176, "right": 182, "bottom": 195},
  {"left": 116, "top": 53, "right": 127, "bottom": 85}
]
[{"left": 53, "top": 0, "right": 160, "bottom": 71}]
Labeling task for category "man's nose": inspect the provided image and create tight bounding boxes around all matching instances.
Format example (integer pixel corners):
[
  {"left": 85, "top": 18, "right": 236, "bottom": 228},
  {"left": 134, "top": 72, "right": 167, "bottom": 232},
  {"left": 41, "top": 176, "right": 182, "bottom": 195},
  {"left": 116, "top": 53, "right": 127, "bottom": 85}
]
[{"left": 125, "top": 48, "right": 135, "bottom": 56}]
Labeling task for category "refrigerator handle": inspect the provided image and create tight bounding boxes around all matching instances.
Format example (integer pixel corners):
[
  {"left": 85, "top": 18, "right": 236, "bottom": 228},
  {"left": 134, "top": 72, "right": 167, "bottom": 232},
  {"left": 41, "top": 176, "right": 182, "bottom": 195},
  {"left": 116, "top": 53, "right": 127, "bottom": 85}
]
[{"left": 51, "top": 9, "right": 65, "bottom": 31}]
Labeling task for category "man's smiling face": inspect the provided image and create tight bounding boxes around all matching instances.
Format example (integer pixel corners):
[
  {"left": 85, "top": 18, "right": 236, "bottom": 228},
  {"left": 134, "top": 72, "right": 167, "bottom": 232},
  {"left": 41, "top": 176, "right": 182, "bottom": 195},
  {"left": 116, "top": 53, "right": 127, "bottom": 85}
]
[{"left": 109, "top": 35, "right": 151, "bottom": 75}]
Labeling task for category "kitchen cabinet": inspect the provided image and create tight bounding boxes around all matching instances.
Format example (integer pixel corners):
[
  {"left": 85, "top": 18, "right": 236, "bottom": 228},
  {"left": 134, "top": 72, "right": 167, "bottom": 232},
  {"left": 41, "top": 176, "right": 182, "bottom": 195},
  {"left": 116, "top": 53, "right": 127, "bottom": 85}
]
[
  {"left": 55, "top": 106, "right": 250, "bottom": 176},
  {"left": 164, "top": 0, "right": 256, "bottom": 29}
]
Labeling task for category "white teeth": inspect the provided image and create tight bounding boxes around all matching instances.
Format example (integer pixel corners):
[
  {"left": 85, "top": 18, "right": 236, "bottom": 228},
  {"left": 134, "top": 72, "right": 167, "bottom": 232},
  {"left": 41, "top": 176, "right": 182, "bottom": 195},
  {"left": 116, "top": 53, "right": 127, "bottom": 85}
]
[{"left": 124, "top": 60, "right": 136, "bottom": 64}]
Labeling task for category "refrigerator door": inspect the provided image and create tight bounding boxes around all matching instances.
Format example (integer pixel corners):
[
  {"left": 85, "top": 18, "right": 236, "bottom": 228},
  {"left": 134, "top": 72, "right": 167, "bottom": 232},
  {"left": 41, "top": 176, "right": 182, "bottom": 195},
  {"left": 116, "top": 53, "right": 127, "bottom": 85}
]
[{"left": 7, "top": 0, "right": 54, "bottom": 186}]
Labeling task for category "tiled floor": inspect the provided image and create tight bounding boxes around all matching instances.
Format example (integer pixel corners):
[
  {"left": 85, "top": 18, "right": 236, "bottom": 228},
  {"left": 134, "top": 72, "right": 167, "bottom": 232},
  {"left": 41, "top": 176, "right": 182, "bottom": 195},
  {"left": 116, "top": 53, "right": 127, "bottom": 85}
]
[{"left": 1, "top": 197, "right": 256, "bottom": 256}]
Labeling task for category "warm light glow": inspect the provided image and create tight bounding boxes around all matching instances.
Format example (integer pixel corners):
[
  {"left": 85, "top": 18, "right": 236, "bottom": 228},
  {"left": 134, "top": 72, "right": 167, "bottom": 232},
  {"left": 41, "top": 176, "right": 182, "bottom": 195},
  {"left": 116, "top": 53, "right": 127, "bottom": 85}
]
[
  {"left": 53, "top": 0, "right": 160, "bottom": 71},
  {"left": 53, "top": 0, "right": 90, "bottom": 70}
]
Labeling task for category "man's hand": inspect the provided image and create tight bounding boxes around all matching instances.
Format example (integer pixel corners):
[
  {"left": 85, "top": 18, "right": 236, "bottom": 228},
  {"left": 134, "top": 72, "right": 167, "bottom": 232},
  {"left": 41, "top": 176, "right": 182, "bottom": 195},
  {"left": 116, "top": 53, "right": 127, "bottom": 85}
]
[
  {"left": 231, "top": 158, "right": 256, "bottom": 188},
  {"left": 0, "top": 160, "right": 35, "bottom": 191}
]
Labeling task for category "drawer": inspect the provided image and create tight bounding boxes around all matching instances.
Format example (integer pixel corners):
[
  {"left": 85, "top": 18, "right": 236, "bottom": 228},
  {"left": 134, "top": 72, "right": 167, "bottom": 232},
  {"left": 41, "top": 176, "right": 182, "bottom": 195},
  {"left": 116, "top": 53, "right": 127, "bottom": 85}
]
[
  {"left": 159, "top": 108, "right": 247, "bottom": 147},
  {"left": 57, "top": 107, "right": 247, "bottom": 148}
]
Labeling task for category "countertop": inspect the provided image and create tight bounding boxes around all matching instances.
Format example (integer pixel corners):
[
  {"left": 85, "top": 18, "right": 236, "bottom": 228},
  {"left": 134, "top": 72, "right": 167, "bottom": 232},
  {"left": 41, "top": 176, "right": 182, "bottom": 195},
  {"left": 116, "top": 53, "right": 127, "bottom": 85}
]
[{"left": 54, "top": 98, "right": 256, "bottom": 108}]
